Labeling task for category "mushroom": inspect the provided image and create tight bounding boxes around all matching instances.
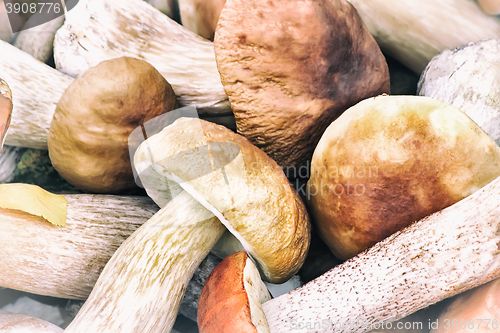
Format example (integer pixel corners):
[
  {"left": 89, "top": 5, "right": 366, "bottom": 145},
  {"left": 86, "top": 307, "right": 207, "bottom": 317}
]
[
  {"left": 346, "top": 0, "right": 500, "bottom": 73},
  {"left": 47, "top": 56, "right": 176, "bottom": 193},
  {"left": 478, "top": 0, "right": 500, "bottom": 15},
  {"left": 307, "top": 95, "right": 500, "bottom": 260},
  {"left": 0, "top": 193, "right": 221, "bottom": 321},
  {"left": 198, "top": 251, "right": 272, "bottom": 333},
  {"left": 431, "top": 279, "right": 499, "bottom": 333},
  {"left": 263, "top": 176, "right": 499, "bottom": 332},
  {"left": 214, "top": 0, "right": 389, "bottom": 167},
  {"left": 54, "top": 0, "right": 228, "bottom": 112},
  {"left": 178, "top": 0, "right": 225, "bottom": 40},
  {"left": 54, "top": 0, "right": 389, "bottom": 167},
  {"left": 13, "top": 16, "right": 65, "bottom": 63},
  {"left": 418, "top": 39, "right": 500, "bottom": 144},
  {"left": 0, "top": 313, "right": 63, "bottom": 333},
  {"left": 65, "top": 118, "right": 310, "bottom": 332},
  {"left": 0, "top": 78, "right": 12, "bottom": 149}
]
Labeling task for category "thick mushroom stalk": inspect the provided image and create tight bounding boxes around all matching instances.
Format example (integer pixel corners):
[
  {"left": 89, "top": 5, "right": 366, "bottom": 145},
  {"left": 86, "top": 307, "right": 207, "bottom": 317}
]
[
  {"left": 0, "top": 78, "right": 12, "bottom": 149},
  {"left": 263, "top": 177, "right": 500, "bottom": 333},
  {"left": 54, "top": 0, "right": 227, "bottom": 110},
  {"left": 65, "top": 118, "right": 310, "bottom": 332},
  {"left": 0, "top": 313, "right": 63, "bottom": 333},
  {"left": 0, "top": 194, "right": 221, "bottom": 321},
  {"left": 347, "top": 0, "right": 500, "bottom": 73}
]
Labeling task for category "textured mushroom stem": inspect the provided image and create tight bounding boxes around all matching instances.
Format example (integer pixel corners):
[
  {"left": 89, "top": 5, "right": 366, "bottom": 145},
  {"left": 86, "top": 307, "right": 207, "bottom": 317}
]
[
  {"left": 13, "top": 16, "right": 65, "bottom": 63},
  {"left": 0, "top": 313, "right": 63, "bottom": 333},
  {"left": 0, "top": 41, "right": 72, "bottom": 149},
  {"left": 54, "top": 0, "right": 229, "bottom": 112},
  {"left": 347, "top": 0, "right": 500, "bottom": 73},
  {"left": 66, "top": 191, "right": 225, "bottom": 333},
  {"left": 0, "top": 194, "right": 221, "bottom": 321},
  {"left": 263, "top": 177, "right": 500, "bottom": 333}
]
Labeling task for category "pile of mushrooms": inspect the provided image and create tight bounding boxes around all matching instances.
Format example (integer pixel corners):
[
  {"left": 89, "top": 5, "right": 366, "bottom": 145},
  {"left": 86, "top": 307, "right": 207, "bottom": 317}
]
[{"left": 0, "top": 0, "right": 499, "bottom": 332}]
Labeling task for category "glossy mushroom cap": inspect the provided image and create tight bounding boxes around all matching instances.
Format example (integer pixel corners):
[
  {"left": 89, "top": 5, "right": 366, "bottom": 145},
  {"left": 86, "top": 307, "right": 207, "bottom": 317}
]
[
  {"left": 198, "top": 252, "right": 271, "bottom": 333},
  {"left": 308, "top": 95, "right": 500, "bottom": 259},
  {"left": 134, "top": 118, "right": 311, "bottom": 283},
  {"left": 215, "top": 0, "right": 389, "bottom": 168},
  {"left": 48, "top": 57, "right": 176, "bottom": 193}
]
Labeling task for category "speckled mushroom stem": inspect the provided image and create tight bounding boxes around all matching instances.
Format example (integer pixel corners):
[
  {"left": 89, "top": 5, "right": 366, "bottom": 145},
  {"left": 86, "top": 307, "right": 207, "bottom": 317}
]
[
  {"left": 65, "top": 191, "right": 225, "bottom": 333},
  {"left": 263, "top": 177, "right": 500, "bottom": 333},
  {"left": 0, "top": 193, "right": 221, "bottom": 321},
  {"left": 54, "top": 0, "right": 229, "bottom": 112},
  {"left": 0, "top": 313, "right": 63, "bottom": 333},
  {"left": 347, "top": 0, "right": 500, "bottom": 73}
]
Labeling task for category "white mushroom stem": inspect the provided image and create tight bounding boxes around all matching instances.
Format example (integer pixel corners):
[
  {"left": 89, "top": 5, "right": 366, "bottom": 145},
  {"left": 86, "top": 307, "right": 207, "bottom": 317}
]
[
  {"left": 347, "top": 0, "right": 500, "bottom": 73},
  {"left": 0, "top": 193, "right": 221, "bottom": 321},
  {"left": 13, "top": 16, "right": 65, "bottom": 63},
  {"left": 54, "top": 0, "right": 228, "bottom": 112},
  {"left": 263, "top": 177, "right": 500, "bottom": 333},
  {"left": 65, "top": 191, "right": 225, "bottom": 333},
  {"left": 0, "top": 41, "right": 72, "bottom": 149},
  {"left": 0, "top": 313, "right": 63, "bottom": 333}
]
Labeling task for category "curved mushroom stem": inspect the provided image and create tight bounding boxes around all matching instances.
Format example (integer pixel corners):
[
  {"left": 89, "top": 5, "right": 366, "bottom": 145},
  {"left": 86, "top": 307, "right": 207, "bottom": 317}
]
[
  {"left": 0, "top": 313, "right": 63, "bottom": 333},
  {"left": 54, "top": 0, "right": 228, "bottom": 111},
  {"left": 0, "top": 41, "right": 72, "bottom": 149},
  {"left": 347, "top": 0, "right": 500, "bottom": 73},
  {"left": 65, "top": 191, "right": 225, "bottom": 333},
  {"left": 263, "top": 177, "right": 500, "bottom": 332}
]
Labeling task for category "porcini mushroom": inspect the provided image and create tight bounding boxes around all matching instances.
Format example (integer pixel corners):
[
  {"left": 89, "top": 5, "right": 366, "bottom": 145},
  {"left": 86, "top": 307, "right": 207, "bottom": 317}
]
[
  {"left": 431, "top": 279, "right": 499, "bottom": 333},
  {"left": 418, "top": 39, "right": 500, "bottom": 144},
  {"left": 478, "top": 0, "right": 500, "bottom": 15},
  {"left": 346, "top": 0, "right": 500, "bottom": 72},
  {"left": 198, "top": 252, "right": 272, "bottom": 333},
  {"left": 65, "top": 118, "right": 310, "bottom": 332},
  {"left": 47, "top": 56, "right": 176, "bottom": 193},
  {"left": 0, "top": 313, "right": 63, "bottom": 333},
  {"left": 0, "top": 193, "right": 220, "bottom": 320},
  {"left": 0, "top": 78, "right": 12, "bottom": 149},
  {"left": 214, "top": 0, "right": 389, "bottom": 167},
  {"left": 263, "top": 177, "right": 500, "bottom": 332},
  {"left": 307, "top": 95, "right": 500, "bottom": 259},
  {"left": 178, "top": 0, "right": 225, "bottom": 40}
]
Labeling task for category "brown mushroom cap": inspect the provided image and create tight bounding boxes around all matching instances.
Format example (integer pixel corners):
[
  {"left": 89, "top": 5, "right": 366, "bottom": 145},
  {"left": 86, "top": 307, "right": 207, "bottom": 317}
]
[
  {"left": 134, "top": 118, "right": 311, "bottom": 282},
  {"left": 432, "top": 279, "right": 499, "bottom": 333},
  {"left": 307, "top": 95, "right": 500, "bottom": 260},
  {"left": 0, "top": 78, "right": 12, "bottom": 148},
  {"left": 48, "top": 57, "right": 176, "bottom": 193},
  {"left": 198, "top": 252, "right": 271, "bottom": 333},
  {"left": 214, "top": 0, "right": 389, "bottom": 168}
]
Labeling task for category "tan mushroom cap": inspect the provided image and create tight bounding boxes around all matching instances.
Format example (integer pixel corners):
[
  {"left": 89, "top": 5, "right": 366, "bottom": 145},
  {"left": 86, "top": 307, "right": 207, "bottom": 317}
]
[
  {"left": 432, "top": 279, "right": 499, "bottom": 333},
  {"left": 48, "top": 57, "right": 176, "bottom": 193},
  {"left": 214, "top": 0, "right": 389, "bottom": 168},
  {"left": 308, "top": 95, "right": 500, "bottom": 260},
  {"left": 134, "top": 118, "right": 310, "bottom": 283},
  {"left": 0, "top": 78, "right": 12, "bottom": 148},
  {"left": 478, "top": 0, "right": 500, "bottom": 15},
  {"left": 198, "top": 252, "right": 271, "bottom": 333}
]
